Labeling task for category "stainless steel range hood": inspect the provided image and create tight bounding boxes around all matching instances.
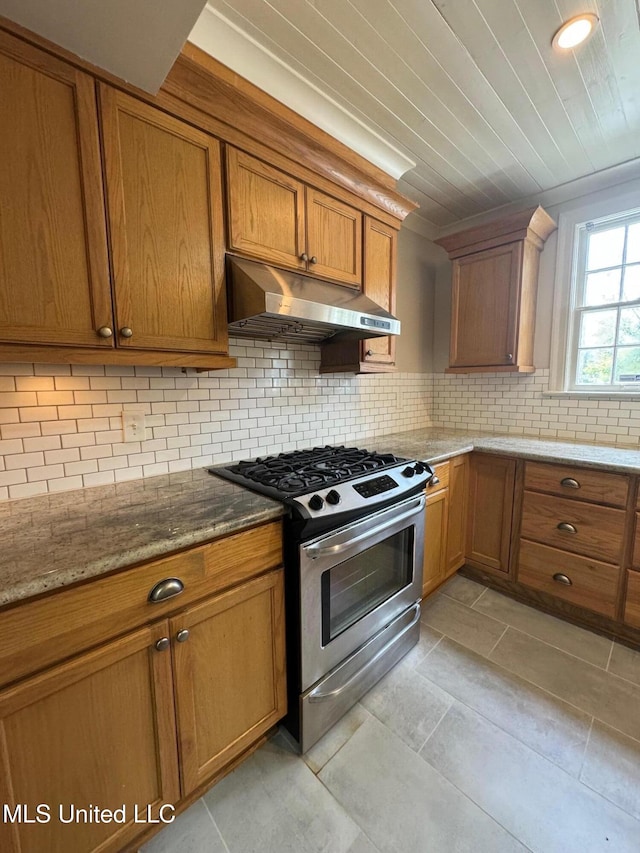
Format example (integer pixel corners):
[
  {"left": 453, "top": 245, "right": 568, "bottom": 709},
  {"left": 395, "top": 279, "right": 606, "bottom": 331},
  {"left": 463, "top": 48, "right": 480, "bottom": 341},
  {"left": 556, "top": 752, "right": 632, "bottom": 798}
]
[{"left": 226, "top": 256, "right": 401, "bottom": 344}]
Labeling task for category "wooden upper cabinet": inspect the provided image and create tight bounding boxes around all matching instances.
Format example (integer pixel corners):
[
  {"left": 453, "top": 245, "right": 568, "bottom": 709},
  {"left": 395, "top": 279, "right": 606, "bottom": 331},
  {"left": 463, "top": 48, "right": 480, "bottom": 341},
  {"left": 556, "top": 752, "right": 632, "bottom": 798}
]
[
  {"left": 226, "top": 147, "right": 306, "bottom": 270},
  {"left": 450, "top": 242, "right": 521, "bottom": 369},
  {"left": 319, "top": 217, "right": 398, "bottom": 374},
  {"left": 0, "top": 622, "right": 179, "bottom": 853},
  {"left": 171, "top": 570, "right": 286, "bottom": 795},
  {"left": 225, "top": 147, "right": 363, "bottom": 287},
  {"left": 361, "top": 217, "right": 397, "bottom": 366},
  {"left": 435, "top": 206, "right": 557, "bottom": 374},
  {"left": 306, "top": 188, "right": 362, "bottom": 286},
  {"left": 0, "top": 31, "right": 112, "bottom": 349},
  {"left": 100, "top": 85, "right": 228, "bottom": 354}
]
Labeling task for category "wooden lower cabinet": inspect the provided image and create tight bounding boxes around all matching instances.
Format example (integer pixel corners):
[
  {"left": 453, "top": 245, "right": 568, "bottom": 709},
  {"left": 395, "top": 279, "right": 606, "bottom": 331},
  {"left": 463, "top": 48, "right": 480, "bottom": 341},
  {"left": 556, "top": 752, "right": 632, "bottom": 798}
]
[
  {"left": 0, "top": 559, "right": 286, "bottom": 853},
  {"left": 423, "top": 485, "right": 449, "bottom": 597},
  {"left": 0, "top": 622, "right": 180, "bottom": 853},
  {"left": 466, "top": 453, "right": 516, "bottom": 574},
  {"left": 624, "top": 571, "right": 640, "bottom": 629},
  {"left": 422, "top": 455, "right": 470, "bottom": 598},
  {"left": 172, "top": 570, "right": 286, "bottom": 794}
]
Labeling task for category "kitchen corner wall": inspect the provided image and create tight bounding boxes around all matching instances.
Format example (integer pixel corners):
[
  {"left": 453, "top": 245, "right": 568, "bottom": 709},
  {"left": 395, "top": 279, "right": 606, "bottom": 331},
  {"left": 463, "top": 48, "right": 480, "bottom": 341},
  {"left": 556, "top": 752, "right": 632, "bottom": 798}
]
[{"left": 0, "top": 345, "right": 433, "bottom": 502}]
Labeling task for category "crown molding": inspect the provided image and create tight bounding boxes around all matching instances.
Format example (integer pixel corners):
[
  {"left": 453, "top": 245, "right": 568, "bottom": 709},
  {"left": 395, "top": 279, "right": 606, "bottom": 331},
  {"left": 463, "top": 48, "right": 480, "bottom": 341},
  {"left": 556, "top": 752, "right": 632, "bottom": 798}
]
[
  {"left": 188, "top": 3, "right": 416, "bottom": 181},
  {"left": 435, "top": 156, "right": 640, "bottom": 239}
]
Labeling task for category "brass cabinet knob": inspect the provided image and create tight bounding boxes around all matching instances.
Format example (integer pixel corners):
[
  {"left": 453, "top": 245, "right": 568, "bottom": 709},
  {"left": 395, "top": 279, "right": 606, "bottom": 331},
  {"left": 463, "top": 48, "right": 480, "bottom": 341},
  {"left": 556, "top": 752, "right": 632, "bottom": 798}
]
[
  {"left": 120, "top": 327, "right": 133, "bottom": 338},
  {"left": 300, "top": 252, "right": 309, "bottom": 262},
  {"left": 506, "top": 353, "right": 513, "bottom": 361},
  {"left": 155, "top": 637, "right": 170, "bottom": 652},
  {"left": 176, "top": 629, "right": 190, "bottom": 643},
  {"left": 365, "top": 350, "right": 373, "bottom": 357},
  {"left": 310, "top": 256, "right": 318, "bottom": 264},
  {"left": 97, "top": 326, "right": 113, "bottom": 338}
]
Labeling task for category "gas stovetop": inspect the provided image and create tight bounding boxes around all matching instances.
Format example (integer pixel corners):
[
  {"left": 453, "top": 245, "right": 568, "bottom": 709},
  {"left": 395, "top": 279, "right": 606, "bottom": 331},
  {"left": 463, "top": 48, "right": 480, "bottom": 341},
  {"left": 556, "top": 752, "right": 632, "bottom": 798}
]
[{"left": 209, "top": 445, "right": 433, "bottom": 527}]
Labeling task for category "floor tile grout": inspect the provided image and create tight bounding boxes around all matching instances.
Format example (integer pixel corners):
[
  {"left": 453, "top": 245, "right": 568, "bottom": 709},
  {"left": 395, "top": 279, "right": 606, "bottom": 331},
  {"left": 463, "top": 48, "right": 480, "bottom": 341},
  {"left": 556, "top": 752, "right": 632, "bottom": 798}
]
[
  {"left": 605, "top": 639, "right": 615, "bottom": 671},
  {"left": 200, "top": 798, "right": 231, "bottom": 853},
  {"left": 485, "top": 624, "right": 509, "bottom": 658},
  {"left": 577, "top": 716, "right": 595, "bottom": 782}
]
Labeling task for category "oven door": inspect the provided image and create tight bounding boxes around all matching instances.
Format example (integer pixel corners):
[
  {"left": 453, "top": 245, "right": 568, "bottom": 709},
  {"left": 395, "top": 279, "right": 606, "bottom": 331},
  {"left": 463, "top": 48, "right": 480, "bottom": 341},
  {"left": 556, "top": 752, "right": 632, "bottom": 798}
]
[{"left": 299, "top": 493, "right": 425, "bottom": 691}]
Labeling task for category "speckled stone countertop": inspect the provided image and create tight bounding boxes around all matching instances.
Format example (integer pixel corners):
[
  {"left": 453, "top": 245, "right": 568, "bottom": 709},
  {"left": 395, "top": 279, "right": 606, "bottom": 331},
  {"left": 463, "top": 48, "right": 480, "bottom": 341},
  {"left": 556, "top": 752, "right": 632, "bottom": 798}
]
[
  {"left": 0, "top": 468, "right": 283, "bottom": 608},
  {"left": 4, "top": 427, "right": 640, "bottom": 609}
]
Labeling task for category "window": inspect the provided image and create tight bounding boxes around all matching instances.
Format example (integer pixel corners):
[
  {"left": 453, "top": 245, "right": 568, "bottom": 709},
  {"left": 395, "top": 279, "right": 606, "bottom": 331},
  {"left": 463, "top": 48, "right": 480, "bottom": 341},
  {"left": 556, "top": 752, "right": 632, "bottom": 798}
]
[
  {"left": 550, "top": 194, "right": 640, "bottom": 395},
  {"left": 570, "top": 211, "right": 640, "bottom": 389}
]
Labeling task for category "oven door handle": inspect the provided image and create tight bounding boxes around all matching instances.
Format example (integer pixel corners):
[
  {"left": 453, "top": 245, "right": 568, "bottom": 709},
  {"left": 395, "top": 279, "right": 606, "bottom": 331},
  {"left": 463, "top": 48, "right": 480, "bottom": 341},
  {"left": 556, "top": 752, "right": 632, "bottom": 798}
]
[
  {"left": 308, "top": 603, "right": 421, "bottom": 702},
  {"left": 303, "top": 496, "right": 425, "bottom": 560}
]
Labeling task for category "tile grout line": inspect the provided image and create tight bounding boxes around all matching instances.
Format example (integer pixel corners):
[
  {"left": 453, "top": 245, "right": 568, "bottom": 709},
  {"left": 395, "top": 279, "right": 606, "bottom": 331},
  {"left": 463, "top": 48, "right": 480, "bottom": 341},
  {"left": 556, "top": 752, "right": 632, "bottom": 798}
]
[
  {"left": 494, "top": 623, "right": 620, "bottom": 672},
  {"left": 605, "top": 639, "right": 615, "bottom": 672},
  {"left": 470, "top": 585, "right": 489, "bottom": 609},
  {"left": 201, "top": 798, "right": 232, "bottom": 853},
  {"left": 485, "top": 624, "right": 509, "bottom": 658},
  {"left": 577, "top": 716, "right": 595, "bottom": 783}
]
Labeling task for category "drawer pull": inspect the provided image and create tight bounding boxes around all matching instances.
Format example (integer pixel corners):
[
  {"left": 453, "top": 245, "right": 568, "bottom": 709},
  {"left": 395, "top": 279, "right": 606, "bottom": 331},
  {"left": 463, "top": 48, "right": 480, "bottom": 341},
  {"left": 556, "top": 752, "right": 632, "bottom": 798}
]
[
  {"left": 557, "top": 522, "right": 577, "bottom": 534},
  {"left": 429, "top": 475, "right": 441, "bottom": 488},
  {"left": 553, "top": 573, "right": 573, "bottom": 586},
  {"left": 148, "top": 577, "right": 184, "bottom": 603},
  {"left": 560, "top": 477, "right": 580, "bottom": 489}
]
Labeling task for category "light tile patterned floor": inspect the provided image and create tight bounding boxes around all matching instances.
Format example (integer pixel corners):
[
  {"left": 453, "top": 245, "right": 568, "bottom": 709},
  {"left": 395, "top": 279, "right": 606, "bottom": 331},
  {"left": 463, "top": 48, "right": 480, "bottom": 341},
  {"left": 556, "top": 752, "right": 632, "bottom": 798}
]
[{"left": 143, "top": 576, "right": 640, "bottom": 853}]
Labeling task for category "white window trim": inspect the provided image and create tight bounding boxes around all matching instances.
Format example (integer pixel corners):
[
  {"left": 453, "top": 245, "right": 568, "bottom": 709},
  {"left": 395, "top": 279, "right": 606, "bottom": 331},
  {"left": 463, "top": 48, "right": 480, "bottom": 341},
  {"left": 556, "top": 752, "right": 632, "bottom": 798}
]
[{"left": 548, "top": 187, "right": 640, "bottom": 397}]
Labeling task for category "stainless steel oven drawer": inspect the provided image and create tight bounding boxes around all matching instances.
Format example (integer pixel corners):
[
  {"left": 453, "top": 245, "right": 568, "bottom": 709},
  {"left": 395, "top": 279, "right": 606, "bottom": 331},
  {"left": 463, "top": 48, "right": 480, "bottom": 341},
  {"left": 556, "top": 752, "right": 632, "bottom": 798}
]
[{"left": 297, "top": 601, "right": 421, "bottom": 753}]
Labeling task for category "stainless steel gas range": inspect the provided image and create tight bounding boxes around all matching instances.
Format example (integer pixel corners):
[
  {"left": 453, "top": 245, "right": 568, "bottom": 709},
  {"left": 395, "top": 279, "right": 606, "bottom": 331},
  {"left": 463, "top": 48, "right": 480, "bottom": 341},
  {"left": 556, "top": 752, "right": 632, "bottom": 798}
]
[{"left": 210, "top": 445, "right": 433, "bottom": 752}]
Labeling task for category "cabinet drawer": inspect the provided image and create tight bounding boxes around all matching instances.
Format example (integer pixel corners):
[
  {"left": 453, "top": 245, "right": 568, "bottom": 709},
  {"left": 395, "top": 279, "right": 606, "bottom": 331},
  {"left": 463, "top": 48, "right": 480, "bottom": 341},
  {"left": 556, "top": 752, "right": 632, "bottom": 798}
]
[
  {"left": 625, "top": 571, "right": 640, "bottom": 628},
  {"left": 518, "top": 540, "right": 620, "bottom": 618},
  {"left": 426, "top": 460, "right": 450, "bottom": 492},
  {"left": 521, "top": 491, "right": 625, "bottom": 564},
  {"left": 524, "top": 461, "right": 629, "bottom": 508},
  {"left": 0, "top": 521, "right": 282, "bottom": 688}
]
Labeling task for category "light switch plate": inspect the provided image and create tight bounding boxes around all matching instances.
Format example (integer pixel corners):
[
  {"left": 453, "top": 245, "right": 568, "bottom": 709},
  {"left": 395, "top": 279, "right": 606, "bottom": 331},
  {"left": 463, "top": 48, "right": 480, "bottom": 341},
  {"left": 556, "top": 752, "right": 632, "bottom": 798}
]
[{"left": 122, "top": 411, "right": 148, "bottom": 443}]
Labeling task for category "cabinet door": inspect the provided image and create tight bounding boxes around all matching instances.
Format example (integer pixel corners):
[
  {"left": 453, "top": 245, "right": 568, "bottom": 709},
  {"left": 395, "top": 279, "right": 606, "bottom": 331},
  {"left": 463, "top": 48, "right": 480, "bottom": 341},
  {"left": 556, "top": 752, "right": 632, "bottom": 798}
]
[
  {"left": 624, "top": 571, "right": 640, "bottom": 628},
  {"left": 466, "top": 454, "right": 516, "bottom": 574},
  {"left": 171, "top": 570, "right": 286, "bottom": 795},
  {"left": 423, "top": 487, "right": 449, "bottom": 598},
  {"left": 226, "top": 147, "right": 306, "bottom": 270},
  {"left": 306, "top": 188, "right": 362, "bottom": 286},
  {"left": 362, "top": 217, "right": 397, "bottom": 366},
  {"left": 450, "top": 242, "right": 522, "bottom": 367},
  {"left": 100, "top": 85, "right": 228, "bottom": 354},
  {"left": 0, "top": 622, "right": 179, "bottom": 853},
  {"left": 0, "top": 32, "right": 112, "bottom": 348},
  {"left": 445, "top": 454, "right": 469, "bottom": 574}
]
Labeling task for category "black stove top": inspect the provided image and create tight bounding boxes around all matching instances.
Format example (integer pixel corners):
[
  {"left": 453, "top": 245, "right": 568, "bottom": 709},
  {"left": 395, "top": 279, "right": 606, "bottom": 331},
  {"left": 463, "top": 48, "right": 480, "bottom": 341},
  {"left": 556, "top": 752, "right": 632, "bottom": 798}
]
[{"left": 212, "top": 445, "right": 407, "bottom": 498}]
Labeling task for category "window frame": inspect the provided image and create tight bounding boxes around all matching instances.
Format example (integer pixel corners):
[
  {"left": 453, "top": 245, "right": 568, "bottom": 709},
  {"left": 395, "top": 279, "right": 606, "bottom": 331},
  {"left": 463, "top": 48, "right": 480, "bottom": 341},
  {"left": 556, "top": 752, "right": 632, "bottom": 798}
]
[{"left": 549, "top": 189, "right": 640, "bottom": 396}]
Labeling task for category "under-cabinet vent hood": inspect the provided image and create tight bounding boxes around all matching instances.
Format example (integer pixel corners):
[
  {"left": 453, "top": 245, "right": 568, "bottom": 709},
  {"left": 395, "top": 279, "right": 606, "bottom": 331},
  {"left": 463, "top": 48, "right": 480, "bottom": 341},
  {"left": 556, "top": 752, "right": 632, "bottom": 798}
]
[{"left": 226, "top": 256, "right": 401, "bottom": 344}]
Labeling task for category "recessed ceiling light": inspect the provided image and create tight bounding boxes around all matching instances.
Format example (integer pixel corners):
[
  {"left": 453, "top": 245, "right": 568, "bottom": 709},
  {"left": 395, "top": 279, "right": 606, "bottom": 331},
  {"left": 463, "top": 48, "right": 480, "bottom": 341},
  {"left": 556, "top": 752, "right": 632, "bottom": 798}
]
[{"left": 552, "top": 13, "right": 599, "bottom": 50}]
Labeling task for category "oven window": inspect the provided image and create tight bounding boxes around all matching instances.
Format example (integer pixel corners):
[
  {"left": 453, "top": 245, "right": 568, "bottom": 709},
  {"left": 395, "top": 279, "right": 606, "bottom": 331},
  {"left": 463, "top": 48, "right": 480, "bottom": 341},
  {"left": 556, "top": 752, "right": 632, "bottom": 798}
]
[{"left": 321, "top": 528, "right": 414, "bottom": 645}]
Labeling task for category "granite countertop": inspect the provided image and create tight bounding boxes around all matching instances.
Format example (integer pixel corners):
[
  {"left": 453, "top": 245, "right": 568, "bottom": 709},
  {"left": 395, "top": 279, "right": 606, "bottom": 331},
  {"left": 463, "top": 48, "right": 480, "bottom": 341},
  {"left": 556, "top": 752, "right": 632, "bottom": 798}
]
[
  {"left": 0, "top": 468, "right": 283, "bottom": 608},
  {"left": 4, "top": 427, "right": 640, "bottom": 609}
]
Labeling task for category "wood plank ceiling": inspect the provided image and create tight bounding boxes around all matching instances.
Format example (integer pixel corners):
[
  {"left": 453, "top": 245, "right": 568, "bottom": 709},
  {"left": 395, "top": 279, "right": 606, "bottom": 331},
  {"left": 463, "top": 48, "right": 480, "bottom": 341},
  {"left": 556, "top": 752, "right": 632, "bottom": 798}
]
[{"left": 203, "top": 0, "right": 640, "bottom": 235}]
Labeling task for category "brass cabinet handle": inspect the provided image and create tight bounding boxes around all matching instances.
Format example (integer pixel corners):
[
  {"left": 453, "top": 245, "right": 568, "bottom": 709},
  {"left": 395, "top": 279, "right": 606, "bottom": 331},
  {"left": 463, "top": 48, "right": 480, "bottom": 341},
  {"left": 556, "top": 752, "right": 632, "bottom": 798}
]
[
  {"left": 560, "top": 477, "right": 580, "bottom": 489},
  {"left": 429, "top": 475, "right": 441, "bottom": 487},
  {"left": 148, "top": 577, "right": 184, "bottom": 603},
  {"left": 365, "top": 350, "right": 374, "bottom": 357},
  {"left": 557, "top": 522, "right": 577, "bottom": 534},
  {"left": 553, "top": 573, "right": 572, "bottom": 586},
  {"left": 300, "top": 252, "right": 309, "bottom": 262},
  {"left": 155, "top": 637, "right": 170, "bottom": 652},
  {"left": 97, "top": 326, "right": 113, "bottom": 338},
  {"left": 310, "top": 256, "right": 317, "bottom": 264},
  {"left": 506, "top": 353, "right": 513, "bottom": 361},
  {"left": 119, "top": 327, "right": 133, "bottom": 338},
  {"left": 176, "top": 629, "right": 190, "bottom": 643}
]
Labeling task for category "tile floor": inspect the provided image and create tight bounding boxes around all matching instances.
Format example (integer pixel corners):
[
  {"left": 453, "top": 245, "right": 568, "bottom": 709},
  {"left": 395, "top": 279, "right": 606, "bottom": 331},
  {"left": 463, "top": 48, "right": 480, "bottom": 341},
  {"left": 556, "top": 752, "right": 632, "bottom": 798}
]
[{"left": 143, "top": 576, "right": 640, "bottom": 853}]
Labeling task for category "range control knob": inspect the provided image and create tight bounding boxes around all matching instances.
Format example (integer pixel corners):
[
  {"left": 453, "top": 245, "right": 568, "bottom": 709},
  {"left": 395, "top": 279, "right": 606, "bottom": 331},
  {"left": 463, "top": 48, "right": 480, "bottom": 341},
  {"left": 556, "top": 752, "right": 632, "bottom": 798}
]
[
  {"left": 402, "top": 466, "right": 415, "bottom": 478},
  {"left": 326, "top": 489, "right": 341, "bottom": 505},
  {"left": 308, "top": 494, "right": 324, "bottom": 511},
  {"left": 414, "top": 463, "right": 425, "bottom": 475}
]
